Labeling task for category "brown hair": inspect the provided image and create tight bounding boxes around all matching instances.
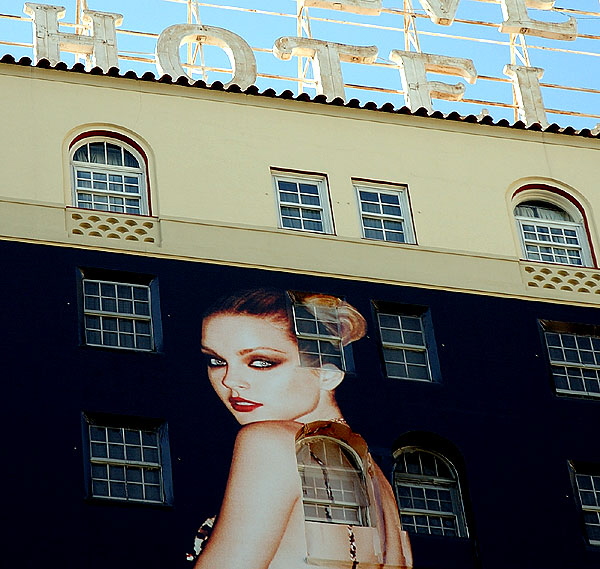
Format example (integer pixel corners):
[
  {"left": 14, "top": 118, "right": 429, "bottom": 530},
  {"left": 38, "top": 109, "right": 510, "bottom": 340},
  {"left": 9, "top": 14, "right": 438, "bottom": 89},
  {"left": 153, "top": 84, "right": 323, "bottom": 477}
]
[{"left": 203, "top": 288, "right": 366, "bottom": 346}]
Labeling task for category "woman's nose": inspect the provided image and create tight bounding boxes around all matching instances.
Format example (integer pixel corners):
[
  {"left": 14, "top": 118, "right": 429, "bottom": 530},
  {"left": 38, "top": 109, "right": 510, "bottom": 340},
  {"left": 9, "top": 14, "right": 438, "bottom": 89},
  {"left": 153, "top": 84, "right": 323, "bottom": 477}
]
[{"left": 221, "top": 366, "right": 250, "bottom": 390}]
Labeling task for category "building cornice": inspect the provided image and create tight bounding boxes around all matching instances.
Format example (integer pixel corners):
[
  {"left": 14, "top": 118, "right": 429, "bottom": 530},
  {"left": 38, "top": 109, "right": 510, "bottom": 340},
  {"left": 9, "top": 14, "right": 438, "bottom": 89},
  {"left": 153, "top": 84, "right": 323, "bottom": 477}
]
[{"left": 1, "top": 53, "right": 598, "bottom": 140}]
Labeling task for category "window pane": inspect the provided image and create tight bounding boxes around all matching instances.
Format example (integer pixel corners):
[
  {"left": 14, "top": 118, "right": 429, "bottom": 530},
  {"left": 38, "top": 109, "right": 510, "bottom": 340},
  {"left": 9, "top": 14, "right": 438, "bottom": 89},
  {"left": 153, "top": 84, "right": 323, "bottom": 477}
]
[
  {"left": 363, "top": 217, "right": 383, "bottom": 229},
  {"left": 303, "top": 209, "right": 322, "bottom": 220},
  {"left": 145, "top": 485, "right": 162, "bottom": 502},
  {"left": 73, "top": 146, "right": 89, "bottom": 162},
  {"left": 278, "top": 180, "right": 297, "bottom": 192},
  {"left": 119, "top": 319, "right": 134, "bottom": 333},
  {"left": 128, "top": 484, "right": 144, "bottom": 501},
  {"left": 304, "top": 220, "right": 323, "bottom": 232},
  {"left": 381, "top": 194, "right": 400, "bottom": 205},
  {"left": 106, "top": 143, "right": 123, "bottom": 166},
  {"left": 299, "top": 183, "right": 319, "bottom": 195},
  {"left": 123, "top": 149, "right": 140, "bottom": 168},
  {"left": 89, "top": 142, "right": 105, "bottom": 164},
  {"left": 133, "top": 287, "right": 149, "bottom": 301},
  {"left": 359, "top": 191, "right": 378, "bottom": 202},
  {"left": 92, "top": 480, "right": 109, "bottom": 497},
  {"left": 91, "top": 442, "right": 107, "bottom": 458},
  {"left": 283, "top": 217, "right": 302, "bottom": 229},
  {"left": 300, "top": 195, "right": 320, "bottom": 206}
]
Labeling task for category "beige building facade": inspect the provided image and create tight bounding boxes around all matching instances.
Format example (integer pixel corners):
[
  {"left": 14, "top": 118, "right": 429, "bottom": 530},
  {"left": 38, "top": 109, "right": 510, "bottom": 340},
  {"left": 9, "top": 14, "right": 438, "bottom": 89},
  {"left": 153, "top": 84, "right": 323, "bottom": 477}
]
[
  {"left": 4, "top": 53, "right": 600, "bottom": 569},
  {"left": 1, "top": 60, "right": 599, "bottom": 307}
]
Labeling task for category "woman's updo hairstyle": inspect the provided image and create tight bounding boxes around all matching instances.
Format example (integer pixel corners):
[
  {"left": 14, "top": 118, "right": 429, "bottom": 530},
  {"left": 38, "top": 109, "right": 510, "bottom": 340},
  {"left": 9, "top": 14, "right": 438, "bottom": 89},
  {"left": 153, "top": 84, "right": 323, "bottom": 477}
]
[
  {"left": 203, "top": 288, "right": 367, "bottom": 348},
  {"left": 297, "top": 293, "right": 367, "bottom": 346}
]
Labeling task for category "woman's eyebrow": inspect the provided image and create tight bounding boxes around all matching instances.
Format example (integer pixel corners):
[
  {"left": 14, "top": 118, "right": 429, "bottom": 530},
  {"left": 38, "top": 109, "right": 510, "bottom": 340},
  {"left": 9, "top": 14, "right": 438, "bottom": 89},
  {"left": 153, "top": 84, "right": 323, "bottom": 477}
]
[
  {"left": 238, "top": 347, "right": 286, "bottom": 355},
  {"left": 200, "top": 345, "right": 218, "bottom": 354}
]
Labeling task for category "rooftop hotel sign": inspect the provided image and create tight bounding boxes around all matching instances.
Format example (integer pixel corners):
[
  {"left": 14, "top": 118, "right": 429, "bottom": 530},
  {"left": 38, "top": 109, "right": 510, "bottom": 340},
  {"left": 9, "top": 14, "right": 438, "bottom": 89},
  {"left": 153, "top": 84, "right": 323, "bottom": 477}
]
[{"left": 20, "top": 1, "right": 591, "bottom": 127}]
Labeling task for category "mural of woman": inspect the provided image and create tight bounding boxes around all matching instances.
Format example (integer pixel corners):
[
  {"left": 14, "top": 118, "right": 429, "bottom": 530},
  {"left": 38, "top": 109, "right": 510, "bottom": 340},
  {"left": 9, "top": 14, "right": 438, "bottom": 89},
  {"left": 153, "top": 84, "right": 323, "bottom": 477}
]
[{"left": 190, "top": 288, "right": 412, "bottom": 569}]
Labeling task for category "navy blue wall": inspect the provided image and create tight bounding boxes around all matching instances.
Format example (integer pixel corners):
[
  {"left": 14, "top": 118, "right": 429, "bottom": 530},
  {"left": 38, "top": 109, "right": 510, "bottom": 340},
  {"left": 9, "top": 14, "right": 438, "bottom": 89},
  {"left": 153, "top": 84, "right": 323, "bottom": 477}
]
[{"left": 4, "top": 239, "right": 599, "bottom": 569}]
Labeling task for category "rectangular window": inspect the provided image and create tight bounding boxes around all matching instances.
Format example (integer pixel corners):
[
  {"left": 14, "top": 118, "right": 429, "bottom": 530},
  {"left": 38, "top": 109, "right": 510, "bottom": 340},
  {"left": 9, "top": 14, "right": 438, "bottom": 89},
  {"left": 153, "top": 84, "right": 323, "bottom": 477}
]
[
  {"left": 273, "top": 171, "right": 333, "bottom": 234},
  {"left": 354, "top": 182, "right": 415, "bottom": 244},
  {"left": 83, "top": 279, "right": 154, "bottom": 351},
  {"left": 291, "top": 293, "right": 345, "bottom": 370},
  {"left": 377, "top": 306, "right": 438, "bottom": 382},
  {"left": 519, "top": 219, "right": 584, "bottom": 266},
  {"left": 543, "top": 321, "right": 600, "bottom": 398},
  {"left": 84, "top": 414, "right": 172, "bottom": 505},
  {"left": 571, "top": 463, "right": 600, "bottom": 545},
  {"left": 75, "top": 169, "right": 143, "bottom": 215}
]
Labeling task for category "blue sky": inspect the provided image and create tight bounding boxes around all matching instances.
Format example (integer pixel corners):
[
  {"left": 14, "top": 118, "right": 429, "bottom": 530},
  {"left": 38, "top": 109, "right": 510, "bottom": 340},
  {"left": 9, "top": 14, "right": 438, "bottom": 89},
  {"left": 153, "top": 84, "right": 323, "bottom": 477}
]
[{"left": 1, "top": 0, "right": 598, "bottom": 128}]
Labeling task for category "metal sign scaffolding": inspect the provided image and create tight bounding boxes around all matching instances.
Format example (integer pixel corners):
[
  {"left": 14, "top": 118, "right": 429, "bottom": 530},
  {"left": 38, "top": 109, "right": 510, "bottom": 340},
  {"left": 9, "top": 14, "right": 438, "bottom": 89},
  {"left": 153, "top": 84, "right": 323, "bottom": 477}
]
[{"left": 0, "top": 0, "right": 598, "bottom": 128}]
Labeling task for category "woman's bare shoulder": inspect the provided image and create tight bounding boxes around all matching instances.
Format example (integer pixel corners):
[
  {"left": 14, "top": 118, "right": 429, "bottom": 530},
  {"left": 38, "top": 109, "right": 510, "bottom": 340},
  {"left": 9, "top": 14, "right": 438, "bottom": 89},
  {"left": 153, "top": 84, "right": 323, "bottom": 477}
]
[
  {"left": 227, "top": 421, "right": 302, "bottom": 489},
  {"left": 234, "top": 420, "right": 302, "bottom": 451},
  {"left": 237, "top": 420, "right": 302, "bottom": 439}
]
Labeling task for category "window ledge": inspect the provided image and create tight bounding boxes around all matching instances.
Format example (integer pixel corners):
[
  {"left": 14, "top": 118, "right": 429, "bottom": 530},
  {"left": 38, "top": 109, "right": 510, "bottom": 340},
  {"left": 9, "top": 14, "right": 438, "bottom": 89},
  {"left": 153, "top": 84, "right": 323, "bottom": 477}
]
[
  {"left": 66, "top": 208, "right": 161, "bottom": 246},
  {"left": 520, "top": 261, "right": 600, "bottom": 295}
]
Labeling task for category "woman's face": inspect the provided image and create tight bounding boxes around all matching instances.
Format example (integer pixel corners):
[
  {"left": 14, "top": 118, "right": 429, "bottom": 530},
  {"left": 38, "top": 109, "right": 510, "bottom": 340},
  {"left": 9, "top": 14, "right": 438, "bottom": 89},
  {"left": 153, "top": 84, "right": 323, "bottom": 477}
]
[{"left": 201, "top": 314, "right": 323, "bottom": 425}]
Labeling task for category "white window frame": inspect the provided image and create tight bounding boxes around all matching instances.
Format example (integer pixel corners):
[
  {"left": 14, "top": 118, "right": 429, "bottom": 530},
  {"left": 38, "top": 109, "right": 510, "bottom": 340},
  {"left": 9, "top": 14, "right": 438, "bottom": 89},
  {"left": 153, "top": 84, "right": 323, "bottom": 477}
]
[
  {"left": 85, "top": 416, "right": 170, "bottom": 505},
  {"left": 354, "top": 181, "right": 415, "bottom": 244},
  {"left": 394, "top": 448, "right": 468, "bottom": 538},
  {"left": 571, "top": 464, "right": 600, "bottom": 546},
  {"left": 83, "top": 278, "right": 154, "bottom": 352},
  {"left": 543, "top": 322, "right": 600, "bottom": 399},
  {"left": 291, "top": 296, "right": 346, "bottom": 370},
  {"left": 378, "top": 311, "right": 432, "bottom": 382},
  {"left": 272, "top": 171, "right": 333, "bottom": 234},
  {"left": 297, "top": 436, "right": 370, "bottom": 526},
  {"left": 71, "top": 137, "right": 149, "bottom": 216},
  {"left": 513, "top": 195, "right": 592, "bottom": 267}
]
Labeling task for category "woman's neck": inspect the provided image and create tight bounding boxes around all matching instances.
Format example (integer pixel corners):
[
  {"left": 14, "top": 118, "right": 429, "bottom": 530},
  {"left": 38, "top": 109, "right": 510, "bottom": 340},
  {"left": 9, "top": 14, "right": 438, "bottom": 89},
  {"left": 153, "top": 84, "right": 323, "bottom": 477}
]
[{"left": 297, "top": 396, "right": 344, "bottom": 425}]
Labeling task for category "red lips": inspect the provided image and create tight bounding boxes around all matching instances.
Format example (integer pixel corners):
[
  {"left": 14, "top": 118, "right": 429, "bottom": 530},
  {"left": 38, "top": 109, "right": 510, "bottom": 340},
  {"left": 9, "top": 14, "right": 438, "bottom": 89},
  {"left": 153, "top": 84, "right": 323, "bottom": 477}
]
[{"left": 229, "top": 396, "right": 263, "bottom": 412}]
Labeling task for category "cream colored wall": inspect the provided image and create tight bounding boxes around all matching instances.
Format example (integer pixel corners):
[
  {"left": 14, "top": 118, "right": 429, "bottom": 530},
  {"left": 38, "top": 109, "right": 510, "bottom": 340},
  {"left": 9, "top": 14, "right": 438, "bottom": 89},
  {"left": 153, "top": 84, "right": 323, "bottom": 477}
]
[{"left": 1, "top": 64, "right": 599, "bottom": 305}]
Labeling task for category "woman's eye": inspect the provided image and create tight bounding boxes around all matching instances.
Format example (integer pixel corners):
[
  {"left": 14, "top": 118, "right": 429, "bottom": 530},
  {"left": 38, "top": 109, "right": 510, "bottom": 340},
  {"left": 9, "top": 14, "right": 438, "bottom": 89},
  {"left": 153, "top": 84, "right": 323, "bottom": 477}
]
[
  {"left": 249, "top": 359, "right": 275, "bottom": 368},
  {"left": 207, "top": 357, "right": 226, "bottom": 367}
]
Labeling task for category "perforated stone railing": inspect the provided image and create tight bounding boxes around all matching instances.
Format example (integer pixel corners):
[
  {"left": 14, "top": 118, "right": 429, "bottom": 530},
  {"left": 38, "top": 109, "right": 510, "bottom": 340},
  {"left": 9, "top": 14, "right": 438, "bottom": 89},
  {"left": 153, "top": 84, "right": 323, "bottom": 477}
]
[
  {"left": 66, "top": 209, "right": 160, "bottom": 245},
  {"left": 521, "top": 263, "right": 600, "bottom": 295}
]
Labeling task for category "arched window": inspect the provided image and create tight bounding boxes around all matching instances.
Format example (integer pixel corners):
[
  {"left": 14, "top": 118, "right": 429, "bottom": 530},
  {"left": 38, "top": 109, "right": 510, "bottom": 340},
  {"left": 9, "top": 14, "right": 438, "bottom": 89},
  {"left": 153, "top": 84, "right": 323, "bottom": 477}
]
[
  {"left": 514, "top": 197, "right": 592, "bottom": 267},
  {"left": 70, "top": 137, "right": 149, "bottom": 215},
  {"left": 297, "top": 435, "right": 370, "bottom": 526},
  {"left": 394, "top": 447, "right": 467, "bottom": 537}
]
